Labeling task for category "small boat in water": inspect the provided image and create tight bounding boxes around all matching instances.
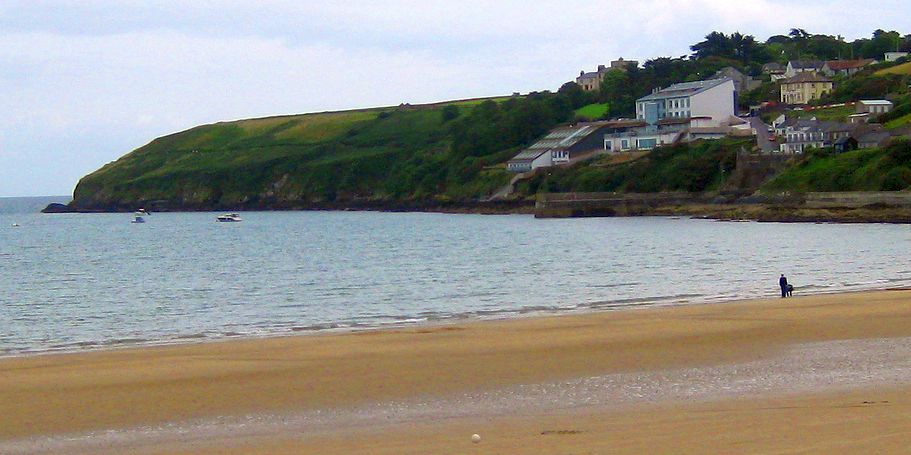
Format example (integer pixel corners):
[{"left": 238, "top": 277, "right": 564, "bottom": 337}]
[
  {"left": 130, "top": 213, "right": 146, "bottom": 224},
  {"left": 11, "top": 223, "right": 20, "bottom": 227},
  {"left": 216, "top": 213, "right": 242, "bottom": 222}
]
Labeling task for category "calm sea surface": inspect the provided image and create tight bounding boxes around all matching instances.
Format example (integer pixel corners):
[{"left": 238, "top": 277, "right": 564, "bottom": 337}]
[{"left": 1, "top": 201, "right": 910, "bottom": 356}]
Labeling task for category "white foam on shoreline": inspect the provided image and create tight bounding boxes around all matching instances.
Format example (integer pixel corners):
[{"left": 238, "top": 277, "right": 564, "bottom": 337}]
[
  {"left": 4, "top": 336, "right": 911, "bottom": 454},
  {"left": 5, "top": 285, "right": 910, "bottom": 361}
]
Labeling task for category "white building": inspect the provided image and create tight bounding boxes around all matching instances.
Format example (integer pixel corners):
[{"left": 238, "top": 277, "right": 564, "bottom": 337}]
[
  {"left": 784, "top": 60, "right": 824, "bottom": 79},
  {"left": 635, "top": 78, "right": 736, "bottom": 127},
  {"left": 507, "top": 123, "right": 610, "bottom": 172},
  {"left": 885, "top": 52, "right": 909, "bottom": 62},
  {"left": 856, "top": 100, "right": 894, "bottom": 115}
]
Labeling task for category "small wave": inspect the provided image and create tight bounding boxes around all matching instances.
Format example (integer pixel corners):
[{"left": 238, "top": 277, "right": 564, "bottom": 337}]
[
  {"left": 108, "top": 338, "right": 151, "bottom": 346},
  {"left": 588, "top": 282, "right": 641, "bottom": 289},
  {"left": 48, "top": 340, "right": 101, "bottom": 350},
  {"left": 518, "top": 305, "right": 560, "bottom": 314},
  {"left": 587, "top": 293, "right": 706, "bottom": 308},
  {"left": 291, "top": 323, "right": 345, "bottom": 331}
]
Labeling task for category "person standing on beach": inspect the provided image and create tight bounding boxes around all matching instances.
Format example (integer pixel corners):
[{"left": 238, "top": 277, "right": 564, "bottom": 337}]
[{"left": 779, "top": 274, "right": 788, "bottom": 298}]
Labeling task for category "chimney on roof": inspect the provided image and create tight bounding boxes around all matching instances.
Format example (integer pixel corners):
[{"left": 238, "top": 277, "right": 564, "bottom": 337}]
[
  {"left": 580, "top": 70, "right": 585, "bottom": 76},
  {"left": 597, "top": 65, "right": 606, "bottom": 71}
]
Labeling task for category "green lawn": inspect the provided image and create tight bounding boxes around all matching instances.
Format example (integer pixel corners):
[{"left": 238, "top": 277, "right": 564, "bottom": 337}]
[
  {"left": 574, "top": 103, "right": 610, "bottom": 119},
  {"left": 885, "top": 112, "right": 911, "bottom": 129},
  {"left": 876, "top": 61, "right": 911, "bottom": 75},
  {"left": 796, "top": 105, "right": 854, "bottom": 121}
]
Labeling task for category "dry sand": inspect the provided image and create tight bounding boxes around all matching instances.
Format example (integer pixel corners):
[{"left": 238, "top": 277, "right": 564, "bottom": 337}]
[{"left": 3, "top": 290, "right": 911, "bottom": 453}]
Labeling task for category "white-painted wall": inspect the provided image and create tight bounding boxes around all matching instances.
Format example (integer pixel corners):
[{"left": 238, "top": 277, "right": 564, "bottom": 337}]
[
  {"left": 531, "top": 153, "right": 552, "bottom": 170},
  {"left": 603, "top": 129, "right": 682, "bottom": 152},
  {"left": 689, "top": 79, "right": 735, "bottom": 127}
]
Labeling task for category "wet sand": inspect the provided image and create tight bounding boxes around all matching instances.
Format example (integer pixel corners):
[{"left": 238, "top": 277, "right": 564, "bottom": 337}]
[{"left": 3, "top": 290, "right": 911, "bottom": 453}]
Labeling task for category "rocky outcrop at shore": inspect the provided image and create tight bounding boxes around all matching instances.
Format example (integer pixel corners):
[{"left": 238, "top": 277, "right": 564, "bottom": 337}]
[{"left": 41, "top": 202, "right": 77, "bottom": 213}]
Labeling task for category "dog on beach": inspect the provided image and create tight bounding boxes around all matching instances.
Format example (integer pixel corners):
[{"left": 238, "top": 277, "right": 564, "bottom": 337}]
[{"left": 787, "top": 284, "right": 794, "bottom": 297}]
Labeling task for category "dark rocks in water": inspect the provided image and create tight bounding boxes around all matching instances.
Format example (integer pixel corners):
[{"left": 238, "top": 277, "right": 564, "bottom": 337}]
[{"left": 41, "top": 203, "right": 76, "bottom": 213}]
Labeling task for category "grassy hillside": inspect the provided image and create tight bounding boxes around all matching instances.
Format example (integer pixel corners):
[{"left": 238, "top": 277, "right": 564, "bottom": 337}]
[
  {"left": 797, "top": 105, "right": 854, "bottom": 122},
  {"left": 72, "top": 89, "right": 591, "bottom": 210},
  {"left": 517, "top": 138, "right": 748, "bottom": 194},
  {"left": 761, "top": 139, "right": 911, "bottom": 192},
  {"left": 876, "top": 61, "right": 911, "bottom": 75},
  {"left": 574, "top": 103, "right": 610, "bottom": 120}
]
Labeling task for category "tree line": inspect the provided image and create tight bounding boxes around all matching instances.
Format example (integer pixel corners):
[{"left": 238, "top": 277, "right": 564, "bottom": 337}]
[{"left": 595, "top": 29, "right": 910, "bottom": 117}]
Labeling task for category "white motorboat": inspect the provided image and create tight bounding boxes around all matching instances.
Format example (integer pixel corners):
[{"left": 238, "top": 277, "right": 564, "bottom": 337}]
[
  {"left": 216, "top": 213, "right": 242, "bottom": 222},
  {"left": 130, "top": 213, "right": 146, "bottom": 223}
]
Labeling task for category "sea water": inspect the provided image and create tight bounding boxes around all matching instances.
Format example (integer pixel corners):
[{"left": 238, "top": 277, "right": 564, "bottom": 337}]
[{"left": 1, "top": 202, "right": 910, "bottom": 356}]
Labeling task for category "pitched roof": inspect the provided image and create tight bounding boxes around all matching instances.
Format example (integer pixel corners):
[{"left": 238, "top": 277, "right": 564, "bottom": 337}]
[
  {"left": 857, "top": 131, "right": 891, "bottom": 144},
  {"left": 858, "top": 99, "right": 893, "bottom": 105},
  {"left": 509, "top": 123, "right": 608, "bottom": 162},
  {"left": 824, "top": 59, "right": 875, "bottom": 70},
  {"left": 782, "top": 72, "right": 832, "bottom": 84},
  {"left": 577, "top": 72, "right": 599, "bottom": 80},
  {"left": 762, "top": 62, "right": 785, "bottom": 72},
  {"left": 637, "top": 78, "right": 731, "bottom": 102},
  {"left": 789, "top": 60, "right": 824, "bottom": 70},
  {"left": 834, "top": 136, "right": 857, "bottom": 145}
]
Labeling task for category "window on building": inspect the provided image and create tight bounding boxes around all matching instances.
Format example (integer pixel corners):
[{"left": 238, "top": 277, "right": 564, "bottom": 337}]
[{"left": 637, "top": 138, "right": 658, "bottom": 149}]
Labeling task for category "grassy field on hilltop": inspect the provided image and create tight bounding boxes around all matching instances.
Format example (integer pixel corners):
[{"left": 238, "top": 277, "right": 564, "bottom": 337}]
[
  {"left": 72, "top": 89, "right": 594, "bottom": 210},
  {"left": 876, "top": 61, "right": 911, "bottom": 75}
]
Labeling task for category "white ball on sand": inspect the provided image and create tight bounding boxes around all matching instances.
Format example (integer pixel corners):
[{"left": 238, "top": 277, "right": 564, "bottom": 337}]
[{"left": 471, "top": 433, "right": 481, "bottom": 443}]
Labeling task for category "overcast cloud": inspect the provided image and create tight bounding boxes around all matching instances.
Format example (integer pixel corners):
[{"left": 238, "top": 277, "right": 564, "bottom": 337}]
[{"left": 1, "top": 0, "right": 908, "bottom": 197}]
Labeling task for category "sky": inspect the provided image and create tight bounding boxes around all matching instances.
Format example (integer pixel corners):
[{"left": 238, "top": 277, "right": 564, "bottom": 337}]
[{"left": 2, "top": 1, "right": 909, "bottom": 197}]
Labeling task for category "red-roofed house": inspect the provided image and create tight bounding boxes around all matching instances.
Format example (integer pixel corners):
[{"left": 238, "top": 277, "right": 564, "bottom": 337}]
[{"left": 821, "top": 59, "right": 875, "bottom": 77}]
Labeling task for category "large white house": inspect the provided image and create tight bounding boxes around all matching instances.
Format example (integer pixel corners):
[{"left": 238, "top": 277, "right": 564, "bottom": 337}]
[{"left": 635, "top": 78, "right": 736, "bottom": 127}]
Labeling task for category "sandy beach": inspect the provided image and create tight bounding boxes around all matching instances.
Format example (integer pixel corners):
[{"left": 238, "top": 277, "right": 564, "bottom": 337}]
[{"left": 3, "top": 290, "right": 911, "bottom": 453}]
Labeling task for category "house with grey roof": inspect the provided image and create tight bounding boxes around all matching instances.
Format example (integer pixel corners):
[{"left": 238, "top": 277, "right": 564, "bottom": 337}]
[
  {"left": 857, "top": 131, "right": 892, "bottom": 149},
  {"left": 779, "top": 72, "right": 833, "bottom": 105},
  {"left": 635, "top": 77, "right": 736, "bottom": 127},
  {"left": 576, "top": 69, "right": 604, "bottom": 91},
  {"left": 575, "top": 58, "right": 638, "bottom": 92},
  {"left": 713, "top": 67, "right": 761, "bottom": 94},
  {"left": 762, "top": 62, "right": 787, "bottom": 81},
  {"left": 784, "top": 60, "right": 825, "bottom": 78},
  {"left": 779, "top": 117, "right": 891, "bottom": 153},
  {"left": 779, "top": 119, "right": 827, "bottom": 153},
  {"left": 506, "top": 122, "right": 611, "bottom": 172}
]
